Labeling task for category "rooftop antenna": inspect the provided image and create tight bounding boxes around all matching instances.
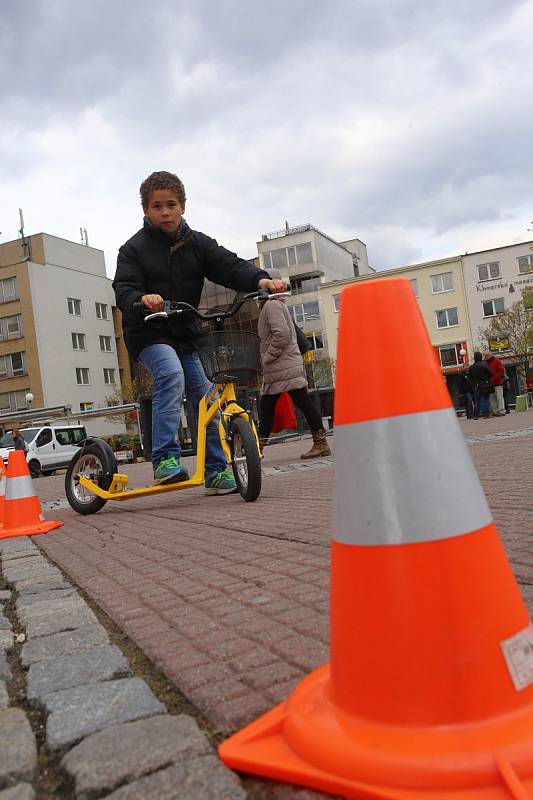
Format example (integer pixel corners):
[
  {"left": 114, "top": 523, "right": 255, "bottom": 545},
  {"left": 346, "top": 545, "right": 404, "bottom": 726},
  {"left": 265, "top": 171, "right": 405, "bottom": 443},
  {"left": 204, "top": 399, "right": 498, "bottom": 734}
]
[
  {"left": 18, "top": 208, "right": 31, "bottom": 261},
  {"left": 80, "top": 227, "right": 89, "bottom": 246}
]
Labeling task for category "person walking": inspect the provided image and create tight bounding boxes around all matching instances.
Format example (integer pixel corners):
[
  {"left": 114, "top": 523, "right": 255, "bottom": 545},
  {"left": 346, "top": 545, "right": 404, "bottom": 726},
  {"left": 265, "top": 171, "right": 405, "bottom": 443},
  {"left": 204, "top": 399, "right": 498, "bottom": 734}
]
[
  {"left": 12, "top": 429, "right": 28, "bottom": 453},
  {"left": 485, "top": 352, "right": 506, "bottom": 417},
  {"left": 257, "top": 270, "right": 331, "bottom": 459},
  {"left": 502, "top": 368, "right": 512, "bottom": 414},
  {"left": 460, "top": 370, "right": 475, "bottom": 419},
  {"left": 468, "top": 352, "right": 494, "bottom": 419}
]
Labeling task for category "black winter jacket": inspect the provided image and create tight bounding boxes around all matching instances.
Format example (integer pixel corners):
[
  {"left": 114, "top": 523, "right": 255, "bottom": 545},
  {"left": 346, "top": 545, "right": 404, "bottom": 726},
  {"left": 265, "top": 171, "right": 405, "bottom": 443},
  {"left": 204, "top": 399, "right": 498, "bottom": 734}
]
[
  {"left": 113, "top": 220, "right": 269, "bottom": 360},
  {"left": 468, "top": 360, "right": 493, "bottom": 386}
]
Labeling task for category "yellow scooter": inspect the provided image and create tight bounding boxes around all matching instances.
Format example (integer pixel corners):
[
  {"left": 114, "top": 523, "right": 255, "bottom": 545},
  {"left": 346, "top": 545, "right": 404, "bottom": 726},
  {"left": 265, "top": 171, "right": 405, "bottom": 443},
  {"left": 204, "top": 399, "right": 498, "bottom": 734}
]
[{"left": 65, "top": 291, "right": 267, "bottom": 514}]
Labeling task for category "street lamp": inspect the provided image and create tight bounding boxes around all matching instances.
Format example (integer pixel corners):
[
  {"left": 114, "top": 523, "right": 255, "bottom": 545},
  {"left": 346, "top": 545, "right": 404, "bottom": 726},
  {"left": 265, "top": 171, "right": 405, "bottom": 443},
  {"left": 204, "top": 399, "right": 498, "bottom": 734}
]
[
  {"left": 25, "top": 392, "right": 34, "bottom": 408},
  {"left": 459, "top": 348, "right": 468, "bottom": 367}
]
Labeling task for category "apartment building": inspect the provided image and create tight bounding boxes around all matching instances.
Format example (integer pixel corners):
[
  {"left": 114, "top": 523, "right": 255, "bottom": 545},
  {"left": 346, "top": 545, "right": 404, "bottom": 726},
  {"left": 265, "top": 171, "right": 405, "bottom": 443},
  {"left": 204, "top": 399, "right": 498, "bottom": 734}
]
[
  {"left": 462, "top": 240, "right": 533, "bottom": 347},
  {"left": 461, "top": 240, "right": 533, "bottom": 397},
  {"left": 320, "top": 255, "right": 473, "bottom": 407},
  {"left": 256, "top": 223, "right": 373, "bottom": 386},
  {"left": 0, "top": 233, "right": 123, "bottom": 435}
]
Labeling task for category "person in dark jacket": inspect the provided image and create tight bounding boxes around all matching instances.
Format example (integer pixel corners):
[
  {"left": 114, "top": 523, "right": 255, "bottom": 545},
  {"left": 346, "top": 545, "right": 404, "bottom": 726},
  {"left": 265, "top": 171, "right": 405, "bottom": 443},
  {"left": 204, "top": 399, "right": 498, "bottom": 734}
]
[
  {"left": 113, "top": 171, "right": 285, "bottom": 489},
  {"left": 459, "top": 370, "right": 475, "bottom": 419},
  {"left": 468, "top": 352, "right": 493, "bottom": 419},
  {"left": 12, "top": 429, "right": 27, "bottom": 453}
]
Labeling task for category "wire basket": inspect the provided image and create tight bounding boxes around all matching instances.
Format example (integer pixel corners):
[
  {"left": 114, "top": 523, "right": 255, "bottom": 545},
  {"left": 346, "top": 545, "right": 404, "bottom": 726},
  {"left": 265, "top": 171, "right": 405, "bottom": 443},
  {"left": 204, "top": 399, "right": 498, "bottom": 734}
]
[{"left": 197, "top": 330, "right": 261, "bottom": 385}]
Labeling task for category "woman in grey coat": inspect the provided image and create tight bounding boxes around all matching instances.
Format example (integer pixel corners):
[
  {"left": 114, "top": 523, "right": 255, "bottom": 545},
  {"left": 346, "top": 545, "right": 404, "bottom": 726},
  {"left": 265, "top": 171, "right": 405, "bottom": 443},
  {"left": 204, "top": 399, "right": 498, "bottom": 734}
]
[{"left": 257, "top": 277, "right": 331, "bottom": 460}]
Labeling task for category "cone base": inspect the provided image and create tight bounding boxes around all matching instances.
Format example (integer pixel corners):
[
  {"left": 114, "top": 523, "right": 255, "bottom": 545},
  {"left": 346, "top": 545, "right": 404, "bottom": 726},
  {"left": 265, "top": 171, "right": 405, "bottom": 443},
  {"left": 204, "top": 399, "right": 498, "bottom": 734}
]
[
  {"left": 219, "top": 665, "right": 533, "bottom": 800},
  {"left": 0, "top": 519, "right": 63, "bottom": 540}
]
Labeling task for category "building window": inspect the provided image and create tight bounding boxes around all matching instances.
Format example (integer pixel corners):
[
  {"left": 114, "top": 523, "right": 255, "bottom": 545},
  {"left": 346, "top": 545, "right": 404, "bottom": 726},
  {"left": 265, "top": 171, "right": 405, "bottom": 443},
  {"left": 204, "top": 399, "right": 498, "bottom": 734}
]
[
  {"left": 10, "top": 352, "right": 24, "bottom": 376},
  {"left": 95, "top": 302, "right": 108, "bottom": 320},
  {"left": 71, "top": 332, "right": 86, "bottom": 351},
  {"left": 289, "top": 301, "right": 320, "bottom": 324},
  {"left": 68, "top": 297, "right": 82, "bottom": 316},
  {"left": 517, "top": 255, "right": 533, "bottom": 274},
  {"left": 438, "top": 343, "right": 466, "bottom": 368},
  {"left": 290, "top": 274, "right": 320, "bottom": 295},
  {"left": 410, "top": 278, "right": 419, "bottom": 296},
  {"left": 103, "top": 368, "right": 116, "bottom": 385},
  {"left": 0, "top": 315, "right": 22, "bottom": 340},
  {"left": 262, "top": 241, "right": 313, "bottom": 270},
  {"left": 435, "top": 307, "right": 459, "bottom": 328},
  {"left": 482, "top": 298, "right": 505, "bottom": 317},
  {"left": 99, "top": 335, "right": 112, "bottom": 352},
  {"left": 305, "top": 331, "right": 324, "bottom": 350},
  {"left": 76, "top": 367, "right": 90, "bottom": 385},
  {"left": 477, "top": 262, "right": 500, "bottom": 281},
  {"left": 80, "top": 402, "right": 93, "bottom": 411},
  {"left": 333, "top": 294, "right": 341, "bottom": 312},
  {"left": 0, "top": 277, "right": 17, "bottom": 304},
  {"left": 430, "top": 272, "right": 454, "bottom": 293},
  {"left": 0, "top": 390, "right": 30, "bottom": 412},
  {"left": 0, "top": 352, "right": 26, "bottom": 379}
]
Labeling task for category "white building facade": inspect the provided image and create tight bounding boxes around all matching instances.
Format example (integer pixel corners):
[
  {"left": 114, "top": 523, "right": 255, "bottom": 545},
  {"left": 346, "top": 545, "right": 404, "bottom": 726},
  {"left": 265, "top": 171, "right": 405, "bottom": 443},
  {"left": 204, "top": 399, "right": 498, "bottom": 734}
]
[
  {"left": 0, "top": 233, "right": 123, "bottom": 436},
  {"left": 462, "top": 240, "right": 533, "bottom": 353}
]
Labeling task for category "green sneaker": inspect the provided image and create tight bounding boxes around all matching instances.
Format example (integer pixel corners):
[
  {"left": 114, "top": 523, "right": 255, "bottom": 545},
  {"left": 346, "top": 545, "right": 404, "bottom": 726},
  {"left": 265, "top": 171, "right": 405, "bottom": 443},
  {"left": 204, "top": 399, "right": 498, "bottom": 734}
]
[
  {"left": 153, "top": 457, "right": 189, "bottom": 485},
  {"left": 205, "top": 468, "right": 238, "bottom": 495}
]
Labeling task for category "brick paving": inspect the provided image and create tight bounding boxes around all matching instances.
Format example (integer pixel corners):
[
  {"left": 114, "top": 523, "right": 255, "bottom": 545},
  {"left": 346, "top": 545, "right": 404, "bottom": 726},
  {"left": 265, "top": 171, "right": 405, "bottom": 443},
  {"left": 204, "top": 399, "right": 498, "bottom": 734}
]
[{"left": 0, "top": 409, "right": 532, "bottom": 798}]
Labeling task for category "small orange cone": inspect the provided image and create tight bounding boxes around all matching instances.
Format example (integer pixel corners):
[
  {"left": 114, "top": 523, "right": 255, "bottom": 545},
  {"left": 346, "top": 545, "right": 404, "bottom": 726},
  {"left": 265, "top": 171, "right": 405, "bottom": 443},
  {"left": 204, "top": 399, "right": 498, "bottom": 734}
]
[
  {"left": 219, "top": 277, "right": 533, "bottom": 798},
  {"left": 0, "top": 451, "right": 63, "bottom": 540}
]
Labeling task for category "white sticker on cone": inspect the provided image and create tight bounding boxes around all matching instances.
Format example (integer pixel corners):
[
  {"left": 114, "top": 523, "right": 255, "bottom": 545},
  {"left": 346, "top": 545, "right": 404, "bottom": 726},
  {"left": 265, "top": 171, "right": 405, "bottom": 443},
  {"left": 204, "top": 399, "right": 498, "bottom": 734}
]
[{"left": 501, "top": 622, "right": 533, "bottom": 691}]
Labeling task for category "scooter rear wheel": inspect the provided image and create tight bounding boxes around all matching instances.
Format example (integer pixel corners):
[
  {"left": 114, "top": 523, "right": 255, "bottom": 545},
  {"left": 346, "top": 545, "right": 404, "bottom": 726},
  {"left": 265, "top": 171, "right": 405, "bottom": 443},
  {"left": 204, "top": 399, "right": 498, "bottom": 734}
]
[{"left": 65, "top": 441, "right": 117, "bottom": 515}]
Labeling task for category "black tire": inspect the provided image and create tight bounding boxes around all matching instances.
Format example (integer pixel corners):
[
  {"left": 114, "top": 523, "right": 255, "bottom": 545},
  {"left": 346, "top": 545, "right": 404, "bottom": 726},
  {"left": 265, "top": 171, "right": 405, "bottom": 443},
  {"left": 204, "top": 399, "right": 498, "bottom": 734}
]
[
  {"left": 229, "top": 417, "right": 261, "bottom": 501},
  {"left": 28, "top": 460, "right": 42, "bottom": 479},
  {"left": 65, "top": 441, "right": 117, "bottom": 515}
]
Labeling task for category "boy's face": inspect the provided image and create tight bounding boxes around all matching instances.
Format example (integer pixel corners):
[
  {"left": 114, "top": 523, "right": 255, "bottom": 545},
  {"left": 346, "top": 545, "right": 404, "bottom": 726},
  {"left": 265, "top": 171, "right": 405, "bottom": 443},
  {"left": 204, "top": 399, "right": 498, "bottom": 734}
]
[{"left": 144, "top": 189, "right": 184, "bottom": 236}]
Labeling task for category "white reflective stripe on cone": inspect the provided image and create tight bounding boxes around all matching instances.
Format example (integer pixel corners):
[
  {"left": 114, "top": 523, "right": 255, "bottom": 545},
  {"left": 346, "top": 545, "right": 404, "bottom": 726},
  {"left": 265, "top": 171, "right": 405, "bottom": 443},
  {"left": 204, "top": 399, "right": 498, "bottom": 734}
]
[
  {"left": 5, "top": 475, "right": 36, "bottom": 500},
  {"left": 334, "top": 407, "right": 492, "bottom": 546},
  {"left": 0, "top": 476, "right": 5, "bottom": 495}
]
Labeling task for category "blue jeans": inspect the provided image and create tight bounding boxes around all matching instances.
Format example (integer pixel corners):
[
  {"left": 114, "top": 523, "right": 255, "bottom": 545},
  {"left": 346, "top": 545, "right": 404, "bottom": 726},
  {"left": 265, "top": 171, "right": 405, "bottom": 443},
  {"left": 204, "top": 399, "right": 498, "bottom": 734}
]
[
  {"left": 478, "top": 393, "right": 489, "bottom": 416},
  {"left": 138, "top": 344, "right": 226, "bottom": 478}
]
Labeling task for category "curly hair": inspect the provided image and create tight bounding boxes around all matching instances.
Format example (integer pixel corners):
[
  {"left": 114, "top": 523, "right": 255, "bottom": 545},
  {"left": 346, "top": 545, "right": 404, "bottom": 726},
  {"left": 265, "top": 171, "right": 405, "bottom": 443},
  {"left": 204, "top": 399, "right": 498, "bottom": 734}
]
[{"left": 139, "top": 171, "right": 186, "bottom": 209}]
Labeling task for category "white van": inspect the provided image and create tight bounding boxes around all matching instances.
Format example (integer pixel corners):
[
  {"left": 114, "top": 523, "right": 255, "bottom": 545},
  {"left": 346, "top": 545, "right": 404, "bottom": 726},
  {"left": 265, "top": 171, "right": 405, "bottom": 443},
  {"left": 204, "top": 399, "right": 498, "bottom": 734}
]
[{"left": 0, "top": 425, "right": 87, "bottom": 477}]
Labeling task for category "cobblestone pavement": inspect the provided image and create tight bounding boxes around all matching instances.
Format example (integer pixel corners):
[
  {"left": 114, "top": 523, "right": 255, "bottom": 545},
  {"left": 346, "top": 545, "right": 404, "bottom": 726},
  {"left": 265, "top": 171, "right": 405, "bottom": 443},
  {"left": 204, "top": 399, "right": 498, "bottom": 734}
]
[{"left": 0, "top": 409, "right": 532, "bottom": 799}]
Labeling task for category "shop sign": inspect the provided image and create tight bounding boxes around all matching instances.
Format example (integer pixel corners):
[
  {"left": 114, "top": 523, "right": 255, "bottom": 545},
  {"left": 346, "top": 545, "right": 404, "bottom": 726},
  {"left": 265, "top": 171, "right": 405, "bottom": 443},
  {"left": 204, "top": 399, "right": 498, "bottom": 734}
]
[
  {"left": 303, "top": 350, "right": 314, "bottom": 363},
  {"left": 489, "top": 338, "right": 510, "bottom": 352}
]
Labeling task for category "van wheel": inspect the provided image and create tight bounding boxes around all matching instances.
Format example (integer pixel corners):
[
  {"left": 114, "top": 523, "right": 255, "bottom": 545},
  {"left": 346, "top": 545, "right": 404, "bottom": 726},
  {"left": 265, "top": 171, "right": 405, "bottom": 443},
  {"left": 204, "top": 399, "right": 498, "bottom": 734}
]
[
  {"left": 28, "top": 460, "right": 42, "bottom": 479},
  {"left": 65, "top": 441, "right": 117, "bottom": 515}
]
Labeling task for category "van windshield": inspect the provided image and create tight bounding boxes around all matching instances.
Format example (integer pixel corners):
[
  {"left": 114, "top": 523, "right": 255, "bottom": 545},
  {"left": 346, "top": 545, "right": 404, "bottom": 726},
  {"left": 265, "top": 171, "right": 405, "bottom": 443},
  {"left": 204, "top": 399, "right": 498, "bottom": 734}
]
[{"left": 0, "top": 428, "right": 40, "bottom": 449}]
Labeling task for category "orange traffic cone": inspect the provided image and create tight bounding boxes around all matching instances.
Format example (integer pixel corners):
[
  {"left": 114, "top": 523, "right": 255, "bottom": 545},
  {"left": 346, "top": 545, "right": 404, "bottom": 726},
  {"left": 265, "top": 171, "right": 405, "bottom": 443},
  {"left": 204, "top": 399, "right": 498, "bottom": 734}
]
[
  {"left": 0, "top": 451, "right": 63, "bottom": 540},
  {"left": 0, "top": 459, "right": 6, "bottom": 528},
  {"left": 219, "top": 277, "right": 533, "bottom": 799}
]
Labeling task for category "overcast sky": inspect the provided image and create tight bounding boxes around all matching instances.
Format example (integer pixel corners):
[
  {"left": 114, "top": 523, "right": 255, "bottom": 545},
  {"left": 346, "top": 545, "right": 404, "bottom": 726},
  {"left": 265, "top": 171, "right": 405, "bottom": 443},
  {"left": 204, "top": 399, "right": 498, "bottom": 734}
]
[{"left": 2, "top": 0, "right": 533, "bottom": 276}]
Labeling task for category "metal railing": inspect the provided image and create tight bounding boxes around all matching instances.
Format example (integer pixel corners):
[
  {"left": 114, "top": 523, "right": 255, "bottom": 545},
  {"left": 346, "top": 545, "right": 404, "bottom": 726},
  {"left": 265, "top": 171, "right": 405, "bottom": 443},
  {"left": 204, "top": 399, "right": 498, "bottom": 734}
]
[{"left": 0, "top": 403, "right": 143, "bottom": 449}]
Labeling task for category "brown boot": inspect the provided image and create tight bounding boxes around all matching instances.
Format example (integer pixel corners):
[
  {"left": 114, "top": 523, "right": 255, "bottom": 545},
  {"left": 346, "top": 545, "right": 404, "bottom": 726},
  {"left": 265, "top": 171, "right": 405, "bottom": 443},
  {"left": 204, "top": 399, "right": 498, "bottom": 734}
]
[{"left": 300, "top": 430, "right": 331, "bottom": 459}]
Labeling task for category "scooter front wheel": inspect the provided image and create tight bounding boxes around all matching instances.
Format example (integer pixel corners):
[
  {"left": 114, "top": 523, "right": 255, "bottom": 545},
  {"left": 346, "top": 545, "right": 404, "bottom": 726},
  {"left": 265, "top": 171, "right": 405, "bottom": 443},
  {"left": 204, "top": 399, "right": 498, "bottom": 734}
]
[
  {"left": 229, "top": 417, "right": 261, "bottom": 501},
  {"left": 65, "top": 441, "right": 117, "bottom": 515}
]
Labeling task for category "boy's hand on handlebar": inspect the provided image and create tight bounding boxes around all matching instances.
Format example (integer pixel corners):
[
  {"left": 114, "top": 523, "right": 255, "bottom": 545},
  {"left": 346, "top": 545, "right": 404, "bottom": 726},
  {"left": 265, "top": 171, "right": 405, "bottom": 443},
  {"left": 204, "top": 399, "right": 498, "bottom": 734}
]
[
  {"left": 258, "top": 278, "right": 288, "bottom": 293},
  {"left": 141, "top": 294, "right": 165, "bottom": 312}
]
